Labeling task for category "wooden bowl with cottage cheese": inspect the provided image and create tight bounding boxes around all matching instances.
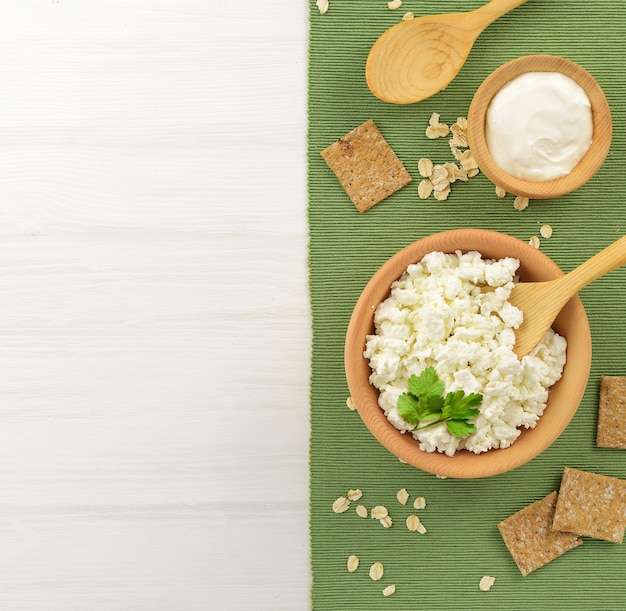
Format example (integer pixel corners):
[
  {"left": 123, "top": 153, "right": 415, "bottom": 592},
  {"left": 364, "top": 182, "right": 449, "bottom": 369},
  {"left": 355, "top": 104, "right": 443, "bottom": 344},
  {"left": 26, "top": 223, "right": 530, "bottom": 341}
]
[
  {"left": 467, "top": 55, "right": 612, "bottom": 199},
  {"left": 344, "top": 228, "right": 592, "bottom": 478}
]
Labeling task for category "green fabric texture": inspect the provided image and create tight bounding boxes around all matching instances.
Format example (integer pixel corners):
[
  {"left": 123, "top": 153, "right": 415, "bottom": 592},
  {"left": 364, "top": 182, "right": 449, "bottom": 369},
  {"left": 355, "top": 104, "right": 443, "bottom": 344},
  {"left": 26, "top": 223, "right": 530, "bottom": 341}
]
[{"left": 308, "top": 1, "right": 626, "bottom": 609}]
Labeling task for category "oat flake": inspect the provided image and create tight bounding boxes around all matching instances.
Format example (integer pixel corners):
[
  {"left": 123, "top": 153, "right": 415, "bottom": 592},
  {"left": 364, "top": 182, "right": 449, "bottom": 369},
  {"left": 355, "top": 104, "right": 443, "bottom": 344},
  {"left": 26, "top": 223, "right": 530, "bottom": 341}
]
[
  {"left": 332, "top": 496, "right": 350, "bottom": 513},
  {"left": 347, "top": 555, "right": 359, "bottom": 573},
  {"left": 418, "top": 179, "right": 433, "bottom": 199},
  {"left": 379, "top": 515, "right": 393, "bottom": 528},
  {"left": 347, "top": 489, "right": 363, "bottom": 501},
  {"left": 540, "top": 224, "right": 553, "bottom": 239},
  {"left": 396, "top": 488, "right": 410, "bottom": 505},
  {"left": 406, "top": 515, "right": 421, "bottom": 531},
  {"left": 418, "top": 157, "right": 434, "bottom": 177},
  {"left": 495, "top": 185, "right": 507, "bottom": 198},
  {"left": 413, "top": 496, "right": 426, "bottom": 510},
  {"left": 479, "top": 575, "right": 496, "bottom": 591},
  {"left": 434, "top": 186, "right": 451, "bottom": 201},
  {"left": 371, "top": 505, "right": 388, "bottom": 519},
  {"left": 369, "top": 562, "right": 384, "bottom": 581},
  {"left": 316, "top": 0, "right": 329, "bottom": 14},
  {"left": 513, "top": 195, "right": 530, "bottom": 211}
]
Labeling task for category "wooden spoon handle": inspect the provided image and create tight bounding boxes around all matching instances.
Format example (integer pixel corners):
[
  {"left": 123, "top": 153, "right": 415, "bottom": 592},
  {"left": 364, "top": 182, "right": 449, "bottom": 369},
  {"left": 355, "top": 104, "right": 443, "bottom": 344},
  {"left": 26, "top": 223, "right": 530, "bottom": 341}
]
[
  {"left": 469, "top": 0, "right": 529, "bottom": 32},
  {"left": 560, "top": 234, "right": 626, "bottom": 296}
]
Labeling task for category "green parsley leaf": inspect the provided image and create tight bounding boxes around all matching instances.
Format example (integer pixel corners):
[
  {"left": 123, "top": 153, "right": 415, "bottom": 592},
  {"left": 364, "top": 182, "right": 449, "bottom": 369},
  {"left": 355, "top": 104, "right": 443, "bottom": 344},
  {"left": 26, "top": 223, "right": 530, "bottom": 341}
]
[
  {"left": 408, "top": 366, "right": 444, "bottom": 399},
  {"left": 419, "top": 394, "right": 445, "bottom": 421},
  {"left": 397, "top": 367, "right": 482, "bottom": 439},
  {"left": 445, "top": 419, "right": 478, "bottom": 437},
  {"left": 397, "top": 393, "right": 422, "bottom": 425}
]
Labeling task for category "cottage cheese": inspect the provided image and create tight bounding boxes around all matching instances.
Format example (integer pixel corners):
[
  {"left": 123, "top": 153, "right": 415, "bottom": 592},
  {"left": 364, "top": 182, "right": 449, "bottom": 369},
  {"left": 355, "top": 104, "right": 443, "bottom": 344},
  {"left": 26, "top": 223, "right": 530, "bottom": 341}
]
[{"left": 364, "top": 250, "right": 567, "bottom": 456}]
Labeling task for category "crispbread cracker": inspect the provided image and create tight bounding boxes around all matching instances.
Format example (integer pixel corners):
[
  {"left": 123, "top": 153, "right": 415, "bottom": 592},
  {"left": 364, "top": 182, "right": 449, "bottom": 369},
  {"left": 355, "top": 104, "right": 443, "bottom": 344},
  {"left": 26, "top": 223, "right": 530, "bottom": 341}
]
[
  {"left": 553, "top": 467, "right": 626, "bottom": 543},
  {"left": 498, "top": 491, "right": 582, "bottom": 576},
  {"left": 320, "top": 119, "right": 412, "bottom": 213},
  {"left": 597, "top": 376, "right": 626, "bottom": 448}
]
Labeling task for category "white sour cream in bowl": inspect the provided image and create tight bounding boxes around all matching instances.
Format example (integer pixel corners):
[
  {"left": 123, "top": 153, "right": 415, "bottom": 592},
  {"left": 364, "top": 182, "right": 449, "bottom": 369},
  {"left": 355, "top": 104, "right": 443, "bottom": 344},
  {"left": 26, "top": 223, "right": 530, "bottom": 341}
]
[{"left": 485, "top": 71, "right": 593, "bottom": 182}]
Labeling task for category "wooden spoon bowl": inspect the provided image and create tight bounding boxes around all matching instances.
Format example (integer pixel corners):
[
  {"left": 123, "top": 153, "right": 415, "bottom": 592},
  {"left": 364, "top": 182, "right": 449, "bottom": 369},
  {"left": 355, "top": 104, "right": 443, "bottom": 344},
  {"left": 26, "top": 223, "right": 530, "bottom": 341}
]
[
  {"left": 467, "top": 55, "right": 612, "bottom": 199},
  {"left": 344, "top": 229, "right": 592, "bottom": 479},
  {"left": 366, "top": 0, "right": 528, "bottom": 105}
]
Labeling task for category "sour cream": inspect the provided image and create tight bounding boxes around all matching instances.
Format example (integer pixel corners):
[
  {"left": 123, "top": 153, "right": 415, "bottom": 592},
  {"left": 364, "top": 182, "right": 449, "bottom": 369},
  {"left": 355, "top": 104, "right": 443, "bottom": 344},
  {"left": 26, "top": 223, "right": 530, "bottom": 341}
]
[{"left": 485, "top": 71, "right": 593, "bottom": 182}]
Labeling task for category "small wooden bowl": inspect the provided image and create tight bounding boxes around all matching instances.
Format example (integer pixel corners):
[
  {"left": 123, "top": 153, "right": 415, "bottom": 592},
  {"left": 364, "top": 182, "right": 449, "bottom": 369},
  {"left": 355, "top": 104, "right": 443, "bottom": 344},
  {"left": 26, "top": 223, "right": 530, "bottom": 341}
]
[
  {"left": 344, "top": 229, "right": 592, "bottom": 479},
  {"left": 467, "top": 55, "right": 612, "bottom": 199}
]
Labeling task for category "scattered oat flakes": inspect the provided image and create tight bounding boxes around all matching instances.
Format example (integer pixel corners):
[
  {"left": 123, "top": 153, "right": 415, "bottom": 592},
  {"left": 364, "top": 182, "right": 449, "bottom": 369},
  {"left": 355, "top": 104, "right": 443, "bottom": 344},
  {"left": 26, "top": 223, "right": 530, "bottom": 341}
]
[
  {"left": 406, "top": 514, "right": 422, "bottom": 532},
  {"left": 426, "top": 113, "right": 450, "bottom": 137},
  {"left": 450, "top": 141, "right": 464, "bottom": 161},
  {"left": 347, "top": 555, "right": 359, "bottom": 573},
  {"left": 413, "top": 496, "right": 426, "bottom": 510},
  {"left": 426, "top": 124, "right": 450, "bottom": 139},
  {"left": 382, "top": 584, "right": 396, "bottom": 597},
  {"left": 495, "top": 185, "right": 507, "bottom": 198},
  {"left": 434, "top": 186, "right": 451, "bottom": 201},
  {"left": 418, "top": 179, "right": 434, "bottom": 199},
  {"left": 453, "top": 166, "right": 469, "bottom": 182},
  {"left": 369, "top": 562, "right": 384, "bottom": 581},
  {"left": 479, "top": 575, "right": 496, "bottom": 591},
  {"left": 450, "top": 122, "right": 469, "bottom": 148},
  {"left": 417, "top": 114, "right": 479, "bottom": 201},
  {"left": 418, "top": 157, "right": 434, "bottom": 177},
  {"left": 387, "top": 0, "right": 402, "bottom": 9},
  {"left": 346, "top": 396, "right": 356, "bottom": 411},
  {"left": 401, "top": 11, "right": 414, "bottom": 20},
  {"left": 380, "top": 515, "right": 393, "bottom": 528},
  {"left": 444, "top": 161, "right": 459, "bottom": 181},
  {"left": 513, "top": 195, "right": 530, "bottom": 211},
  {"left": 459, "top": 149, "right": 478, "bottom": 171},
  {"left": 332, "top": 496, "right": 350, "bottom": 513},
  {"left": 356, "top": 504, "right": 368, "bottom": 518},
  {"left": 316, "top": 0, "right": 329, "bottom": 14},
  {"left": 396, "top": 488, "right": 410, "bottom": 505},
  {"left": 431, "top": 164, "right": 449, "bottom": 188},
  {"left": 371, "top": 506, "right": 388, "bottom": 520},
  {"left": 540, "top": 224, "right": 553, "bottom": 239},
  {"left": 528, "top": 236, "right": 540, "bottom": 249},
  {"left": 347, "top": 489, "right": 363, "bottom": 501}
]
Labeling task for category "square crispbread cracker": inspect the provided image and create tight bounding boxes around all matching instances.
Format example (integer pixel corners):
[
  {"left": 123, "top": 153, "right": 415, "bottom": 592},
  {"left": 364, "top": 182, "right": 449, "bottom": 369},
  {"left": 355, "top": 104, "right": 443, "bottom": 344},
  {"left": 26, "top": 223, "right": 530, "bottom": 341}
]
[
  {"left": 498, "top": 491, "right": 582, "bottom": 576},
  {"left": 597, "top": 376, "right": 626, "bottom": 448},
  {"left": 320, "top": 119, "right": 412, "bottom": 213},
  {"left": 553, "top": 467, "right": 626, "bottom": 543}
]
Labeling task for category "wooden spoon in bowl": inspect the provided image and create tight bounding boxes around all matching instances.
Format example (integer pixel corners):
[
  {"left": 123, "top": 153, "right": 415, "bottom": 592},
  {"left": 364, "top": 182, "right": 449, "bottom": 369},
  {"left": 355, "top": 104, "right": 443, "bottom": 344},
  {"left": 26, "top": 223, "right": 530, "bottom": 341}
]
[
  {"left": 511, "top": 234, "right": 626, "bottom": 358},
  {"left": 366, "top": 0, "right": 528, "bottom": 104}
]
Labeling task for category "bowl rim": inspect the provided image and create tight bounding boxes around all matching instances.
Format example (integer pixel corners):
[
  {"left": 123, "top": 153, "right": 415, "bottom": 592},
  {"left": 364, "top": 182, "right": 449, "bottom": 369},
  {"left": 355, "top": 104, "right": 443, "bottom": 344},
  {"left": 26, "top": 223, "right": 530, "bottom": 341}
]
[
  {"left": 467, "top": 54, "right": 612, "bottom": 199},
  {"left": 344, "top": 228, "right": 592, "bottom": 478}
]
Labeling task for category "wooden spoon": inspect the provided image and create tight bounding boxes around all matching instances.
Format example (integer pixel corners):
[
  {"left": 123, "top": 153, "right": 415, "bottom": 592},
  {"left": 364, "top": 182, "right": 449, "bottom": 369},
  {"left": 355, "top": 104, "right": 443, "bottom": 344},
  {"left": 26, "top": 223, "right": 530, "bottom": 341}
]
[
  {"left": 366, "top": 0, "right": 528, "bottom": 104},
  {"left": 511, "top": 235, "right": 626, "bottom": 358}
]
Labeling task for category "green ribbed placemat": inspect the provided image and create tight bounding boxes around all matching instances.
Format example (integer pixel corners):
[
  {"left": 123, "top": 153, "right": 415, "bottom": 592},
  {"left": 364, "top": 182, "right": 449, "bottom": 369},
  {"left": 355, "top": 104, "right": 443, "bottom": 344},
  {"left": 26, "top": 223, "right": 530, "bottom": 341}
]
[{"left": 308, "top": 1, "right": 626, "bottom": 609}]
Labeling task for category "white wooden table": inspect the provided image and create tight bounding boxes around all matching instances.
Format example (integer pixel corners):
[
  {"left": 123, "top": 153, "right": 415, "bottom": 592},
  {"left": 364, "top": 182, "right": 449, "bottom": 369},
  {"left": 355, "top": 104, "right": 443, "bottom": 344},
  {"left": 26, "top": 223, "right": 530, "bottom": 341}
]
[{"left": 0, "top": 2, "right": 310, "bottom": 609}]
